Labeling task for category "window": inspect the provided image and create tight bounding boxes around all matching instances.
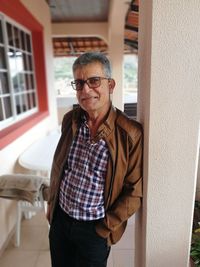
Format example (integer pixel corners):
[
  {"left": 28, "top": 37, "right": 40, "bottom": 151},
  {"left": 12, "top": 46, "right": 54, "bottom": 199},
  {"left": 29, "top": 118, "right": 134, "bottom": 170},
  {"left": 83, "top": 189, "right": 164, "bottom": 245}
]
[{"left": 0, "top": 14, "right": 38, "bottom": 130}]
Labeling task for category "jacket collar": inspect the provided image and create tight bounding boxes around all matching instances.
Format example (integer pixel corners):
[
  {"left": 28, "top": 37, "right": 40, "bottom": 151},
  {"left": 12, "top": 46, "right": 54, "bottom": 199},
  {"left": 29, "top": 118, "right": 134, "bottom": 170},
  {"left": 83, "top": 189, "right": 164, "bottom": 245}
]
[{"left": 71, "top": 104, "right": 117, "bottom": 139}]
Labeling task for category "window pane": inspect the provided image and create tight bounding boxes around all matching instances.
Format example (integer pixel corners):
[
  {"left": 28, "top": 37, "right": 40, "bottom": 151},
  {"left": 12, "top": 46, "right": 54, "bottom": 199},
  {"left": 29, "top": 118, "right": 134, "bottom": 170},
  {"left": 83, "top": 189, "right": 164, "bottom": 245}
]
[
  {"left": 15, "top": 95, "right": 21, "bottom": 114},
  {"left": 0, "top": 72, "right": 9, "bottom": 94},
  {"left": 28, "top": 55, "right": 33, "bottom": 70},
  {"left": 26, "top": 74, "right": 33, "bottom": 90},
  {"left": 32, "top": 92, "right": 36, "bottom": 107},
  {"left": 26, "top": 33, "right": 31, "bottom": 52},
  {"left": 15, "top": 94, "right": 28, "bottom": 113},
  {"left": 0, "top": 98, "right": 3, "bottom": 120},
  {"left": 14, "top": 27, "right": 20, "bottom": 49},
  {"left": 6, "top": 23, "right": 14, "bottom": 47},
  {"left": 4, "top": 96, "right": 12, "bottom": 118},
  {"left": 22, "top": 52, "right": 27, "bottom": 70},
  {"left": 25, "top": 73, "right": 29, "bottom": 90},
  {"left": 20, "top": 31, "right": 25, "bottom": 50},
  {"left": 0, "top": 46, "right": 6, "bottom": 69},
  {"left": 13, "top": 73, "right": 25, "bottom": 93},
  {"left": 19, "top": 73, "right": 25, "bottom": 92},
  {"left": 30, "top": 74, "right": 34, "bottom": 89},
  {"left": 16, "top": 51, "right": 23, "bottom": 70},
  {"left": 8, "top": 49, "right": 17, "bottom": 74},
  {"left": 0, "top": 20, "right": 3, "bottom": 43},
  {"left": 21, "top": 93, "right": 27, "bottom": 111},
  {"left": 23, "top": 54, "right": 29, "bottom": 70},
  {"left": 27, "top": 93, "right": 32, "bottom": 108}
]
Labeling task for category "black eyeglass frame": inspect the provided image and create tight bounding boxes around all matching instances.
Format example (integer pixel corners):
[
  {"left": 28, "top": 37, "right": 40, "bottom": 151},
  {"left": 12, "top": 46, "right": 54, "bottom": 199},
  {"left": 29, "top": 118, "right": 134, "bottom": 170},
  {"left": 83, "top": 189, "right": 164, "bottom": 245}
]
[{"left": 71, "top": 76, "right": 110, "bottom": 91}]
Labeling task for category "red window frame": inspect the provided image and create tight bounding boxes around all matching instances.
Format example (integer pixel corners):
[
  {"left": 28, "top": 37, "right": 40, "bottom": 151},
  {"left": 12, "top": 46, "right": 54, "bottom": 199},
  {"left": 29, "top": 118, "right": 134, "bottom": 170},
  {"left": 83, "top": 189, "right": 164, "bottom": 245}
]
[{"left": 0, "top": 0, "right": 49, "bottom": 149}]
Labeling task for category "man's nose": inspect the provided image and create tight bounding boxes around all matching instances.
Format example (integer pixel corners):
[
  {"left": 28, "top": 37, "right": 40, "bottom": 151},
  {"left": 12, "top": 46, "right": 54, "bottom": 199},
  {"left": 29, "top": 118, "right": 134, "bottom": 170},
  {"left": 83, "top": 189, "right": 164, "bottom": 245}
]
[{"left": 81, "top": 81, "right": 91, "bottom": 92}]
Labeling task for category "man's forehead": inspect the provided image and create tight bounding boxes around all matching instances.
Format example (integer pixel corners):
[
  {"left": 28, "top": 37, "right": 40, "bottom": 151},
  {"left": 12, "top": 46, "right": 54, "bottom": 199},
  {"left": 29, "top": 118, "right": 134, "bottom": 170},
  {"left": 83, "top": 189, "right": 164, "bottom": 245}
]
[{"left": 74, "top": 62, "right": 104, "bottom": 75}]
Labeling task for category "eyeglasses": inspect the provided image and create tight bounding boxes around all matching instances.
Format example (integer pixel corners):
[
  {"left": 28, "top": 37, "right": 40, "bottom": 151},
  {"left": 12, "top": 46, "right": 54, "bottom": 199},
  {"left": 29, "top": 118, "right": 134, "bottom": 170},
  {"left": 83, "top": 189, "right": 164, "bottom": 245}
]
[{"left": 71, "top": 76, "right": 110, "bottom": 91}]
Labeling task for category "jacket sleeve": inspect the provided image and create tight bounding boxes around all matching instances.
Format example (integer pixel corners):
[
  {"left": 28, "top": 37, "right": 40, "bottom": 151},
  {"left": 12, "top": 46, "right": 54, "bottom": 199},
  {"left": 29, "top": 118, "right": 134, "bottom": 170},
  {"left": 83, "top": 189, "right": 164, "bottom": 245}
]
[{"left": 96, "top": 127, "right": 143, "bottom": 238}]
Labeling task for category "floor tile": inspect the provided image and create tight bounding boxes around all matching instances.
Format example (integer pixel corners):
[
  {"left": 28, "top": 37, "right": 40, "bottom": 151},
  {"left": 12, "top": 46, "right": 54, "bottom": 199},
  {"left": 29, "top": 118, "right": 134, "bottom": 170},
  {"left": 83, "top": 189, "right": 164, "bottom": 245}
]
[
  {"left": 112, "top": 249, "right": 135, "bottom": 267},
  {"left": 0, "top": 210, "right": 135, "bottom": 267},
  {"left": 7, "top": 225, "right": 49, "bottom": 251},
  {"left": 35, "top": 251, "right": 51, "bottom": 267},
  {"left": 22, "top": 211, "right": 48, "bottom": 227},
  {"left": 39, "top": 227, "right": 50, "bottom": 251},
  {"left": 0, "top": 249, "right": 38, "bottom": 267}
]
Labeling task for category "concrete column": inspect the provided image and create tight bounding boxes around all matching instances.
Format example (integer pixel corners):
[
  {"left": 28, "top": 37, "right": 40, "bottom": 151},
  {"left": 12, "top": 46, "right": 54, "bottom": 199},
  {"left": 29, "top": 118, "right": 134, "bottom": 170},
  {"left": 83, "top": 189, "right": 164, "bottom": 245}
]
[
  {"left": 136, "top": 1, "right": 200, "bottom": 266},
  {"left": 108, "top": 0, "right": 131, "bottom": 110}
]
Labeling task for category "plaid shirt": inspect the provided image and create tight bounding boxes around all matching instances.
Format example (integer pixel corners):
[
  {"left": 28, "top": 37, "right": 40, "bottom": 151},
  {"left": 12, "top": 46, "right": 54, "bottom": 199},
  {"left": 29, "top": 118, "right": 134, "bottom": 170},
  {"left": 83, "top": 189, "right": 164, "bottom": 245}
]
[{"left": 59, "top": 119, "right": 109, "bottom": 221}]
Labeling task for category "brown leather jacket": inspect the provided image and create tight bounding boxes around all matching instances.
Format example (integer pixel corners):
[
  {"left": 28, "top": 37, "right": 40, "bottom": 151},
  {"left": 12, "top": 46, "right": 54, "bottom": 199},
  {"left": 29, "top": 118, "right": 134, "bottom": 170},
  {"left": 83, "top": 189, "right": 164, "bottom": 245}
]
[{"left": 48, "top": 105, "right": 143, "bottom": 245}]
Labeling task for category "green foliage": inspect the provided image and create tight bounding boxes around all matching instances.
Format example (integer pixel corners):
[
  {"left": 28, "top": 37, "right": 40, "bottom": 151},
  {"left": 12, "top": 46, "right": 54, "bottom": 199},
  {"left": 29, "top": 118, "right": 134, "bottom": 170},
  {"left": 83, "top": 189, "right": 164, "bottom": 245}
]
[
  {"left": 191, "top": 201, "right": 200, "bottom": 266},
  {"left": 123, "top": 60, "right": 137, "bottom": 84},
  {"left": 191, "top": 235, "right": 200, "bottom": 266},
  {"left": 54, "top": 57, "right": 75, "bottom": 80}
]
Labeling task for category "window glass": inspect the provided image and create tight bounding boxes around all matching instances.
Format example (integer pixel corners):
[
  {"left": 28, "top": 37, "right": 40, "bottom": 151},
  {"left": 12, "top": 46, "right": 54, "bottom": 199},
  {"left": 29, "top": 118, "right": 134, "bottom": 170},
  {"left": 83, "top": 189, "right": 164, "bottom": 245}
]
[
  {"left": 14, "top": 27, "right": 20, "bottom": 49},
  {"left": 0, "top": 72, "right": 9, "bottom": 94},
  {"left": 20, "top": 31, "right": 25, "bottom": 50},
  {"left": 22, "top": 52, "right": 27, "bottom": 70},
  {"left": 32, "top": 92, "right": 36, "bottom": 107},
  {"left": 6, "top": 23, "right": 14, "bottom": 47},
  {"left": 123, "top": 54, "right": 138, "bottom": 104},
  {"left": 28, "top": 55, "right": 33, "bottom": 70},
  {"left": 30, "top": 74, "right": 34, "bottom": 89},
  {"left": 0, "top": 20, "right": 3, "bottom": 43},
  {"left": 27, "top": 92, "right": 32, "bottom": 108},
  {"left": 0, "top": 46, "right": 6, "bottom": 69},
  {"left": 26, "top": 33, "right": 31, "bottom": 52},
  {"left": 4, "top": 96, "right": 12, "bottom": 118},
  {"left": 0, "top": 99, "right": 3, "bottom": 120}
]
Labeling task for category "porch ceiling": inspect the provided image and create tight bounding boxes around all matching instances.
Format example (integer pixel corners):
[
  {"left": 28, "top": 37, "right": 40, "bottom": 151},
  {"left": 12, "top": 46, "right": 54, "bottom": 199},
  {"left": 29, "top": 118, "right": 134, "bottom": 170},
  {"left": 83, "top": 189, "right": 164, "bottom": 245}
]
[{"left": 46, "top": 0, "right": 138, "bottom": 56}]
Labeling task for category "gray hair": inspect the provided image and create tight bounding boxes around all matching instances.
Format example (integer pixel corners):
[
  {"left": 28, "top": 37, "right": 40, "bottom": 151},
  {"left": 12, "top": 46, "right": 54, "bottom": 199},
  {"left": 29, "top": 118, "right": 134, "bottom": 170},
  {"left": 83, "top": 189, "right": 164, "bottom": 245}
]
[{"left": 72, "top": 52, "right": 112, "bottom": 78}]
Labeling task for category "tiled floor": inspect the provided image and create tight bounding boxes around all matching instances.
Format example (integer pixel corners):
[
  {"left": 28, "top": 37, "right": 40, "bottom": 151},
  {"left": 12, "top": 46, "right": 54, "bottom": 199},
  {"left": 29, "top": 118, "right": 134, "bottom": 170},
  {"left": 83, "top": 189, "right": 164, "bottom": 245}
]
[{"left": 0, "top": 211, "right": 135, "bottom": 267}]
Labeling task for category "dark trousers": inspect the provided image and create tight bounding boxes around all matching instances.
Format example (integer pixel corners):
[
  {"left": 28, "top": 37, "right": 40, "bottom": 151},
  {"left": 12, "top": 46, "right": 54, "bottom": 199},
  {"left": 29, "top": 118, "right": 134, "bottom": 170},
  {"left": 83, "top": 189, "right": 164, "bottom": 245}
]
[{"left": 49, "top": 205, "right": 110, "bottom": 267}]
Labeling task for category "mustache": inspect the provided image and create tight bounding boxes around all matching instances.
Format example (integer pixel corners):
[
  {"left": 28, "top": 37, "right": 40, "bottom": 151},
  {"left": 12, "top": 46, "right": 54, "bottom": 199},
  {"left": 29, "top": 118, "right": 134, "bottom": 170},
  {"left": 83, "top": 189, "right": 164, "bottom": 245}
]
[{"left": 80, "top": 95, "right": 98, "bottom": 100}]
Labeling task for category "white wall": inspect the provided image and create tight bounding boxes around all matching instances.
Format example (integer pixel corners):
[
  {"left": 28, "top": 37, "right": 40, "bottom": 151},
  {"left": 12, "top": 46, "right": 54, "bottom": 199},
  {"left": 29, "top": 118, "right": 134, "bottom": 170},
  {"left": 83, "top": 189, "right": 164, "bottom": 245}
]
[
  {"left": 0, "top": 0, "right": 57, "bottom": 252},
  {"left": 137, "top": 1, "right": 200, "bottom": 266},
  {"left": 52, "top": 22, "right": 108, "bottom": 42}
]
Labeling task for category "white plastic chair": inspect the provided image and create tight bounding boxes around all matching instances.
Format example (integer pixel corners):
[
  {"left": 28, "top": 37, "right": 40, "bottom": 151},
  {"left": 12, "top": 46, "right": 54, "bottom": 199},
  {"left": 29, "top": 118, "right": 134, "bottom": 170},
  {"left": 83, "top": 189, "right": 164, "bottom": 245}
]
[{"left": 15, "top": 189, "right": 46, "bottom": 247}]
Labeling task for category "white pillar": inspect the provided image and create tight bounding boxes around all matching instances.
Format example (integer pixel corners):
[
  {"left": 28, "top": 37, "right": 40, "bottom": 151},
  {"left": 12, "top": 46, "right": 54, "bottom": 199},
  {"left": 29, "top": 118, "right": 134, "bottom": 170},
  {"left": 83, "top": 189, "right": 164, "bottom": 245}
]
[
  {"left": 136, "top": 1, "right": 200, "bottom": 266},
  {"left": 108, "top": 0, "right": 130, "bottom": 110}
]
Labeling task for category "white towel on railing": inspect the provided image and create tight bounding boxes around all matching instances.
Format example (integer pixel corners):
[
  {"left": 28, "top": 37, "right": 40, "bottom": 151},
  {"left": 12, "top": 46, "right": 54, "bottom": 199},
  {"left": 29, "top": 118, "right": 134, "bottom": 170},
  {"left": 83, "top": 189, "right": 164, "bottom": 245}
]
[{"left": 0, "top": 174, "right": 49, "bottom": 204}]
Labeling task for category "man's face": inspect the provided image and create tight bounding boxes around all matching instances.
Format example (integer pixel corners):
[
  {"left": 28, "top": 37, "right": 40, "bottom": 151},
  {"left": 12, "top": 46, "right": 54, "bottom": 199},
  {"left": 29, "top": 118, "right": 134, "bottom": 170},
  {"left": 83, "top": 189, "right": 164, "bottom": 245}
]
[{"left": 73, "top": 62, "right": 115, "bottom": 115}]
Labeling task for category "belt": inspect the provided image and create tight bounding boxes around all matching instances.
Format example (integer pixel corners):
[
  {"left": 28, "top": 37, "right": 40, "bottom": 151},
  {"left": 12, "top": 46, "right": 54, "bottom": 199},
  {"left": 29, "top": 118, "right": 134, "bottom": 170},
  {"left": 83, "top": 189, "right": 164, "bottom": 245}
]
[{"left": 58, "top": 204, "right": 101, "bottom": 224}]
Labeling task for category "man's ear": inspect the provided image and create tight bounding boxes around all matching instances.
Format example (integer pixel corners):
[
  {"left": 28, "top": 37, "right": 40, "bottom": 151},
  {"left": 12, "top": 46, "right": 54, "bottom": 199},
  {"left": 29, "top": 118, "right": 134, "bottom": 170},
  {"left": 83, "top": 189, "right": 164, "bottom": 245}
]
[{"left": 108, "top": 79, "right": 115, "bottom": 94}]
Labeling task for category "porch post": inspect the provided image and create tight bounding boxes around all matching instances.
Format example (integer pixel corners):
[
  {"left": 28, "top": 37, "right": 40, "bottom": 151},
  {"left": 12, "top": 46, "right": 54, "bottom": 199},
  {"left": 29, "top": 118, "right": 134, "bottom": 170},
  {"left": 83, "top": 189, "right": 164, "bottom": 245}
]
[
  {"left": 108, "top": 0, "right": 131, "bottom": 110},
  {"left": 136, "top": 1, "right": 200, "bottom": 266}
]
